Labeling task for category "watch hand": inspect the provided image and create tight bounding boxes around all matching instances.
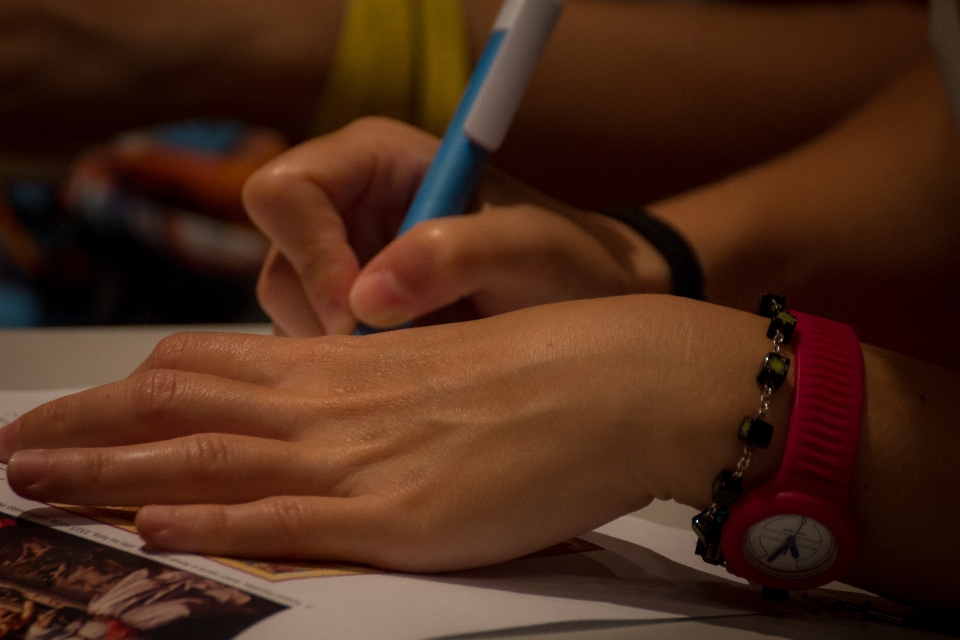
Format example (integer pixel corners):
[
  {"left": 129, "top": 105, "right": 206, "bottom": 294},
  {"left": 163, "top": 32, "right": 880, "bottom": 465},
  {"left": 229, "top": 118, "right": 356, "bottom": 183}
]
[
  {"left": 794, "top": 517, "right": 808, "bottom": 537},
  {"left": 767, "top": 535, "right": 797, "bottom": 563}
]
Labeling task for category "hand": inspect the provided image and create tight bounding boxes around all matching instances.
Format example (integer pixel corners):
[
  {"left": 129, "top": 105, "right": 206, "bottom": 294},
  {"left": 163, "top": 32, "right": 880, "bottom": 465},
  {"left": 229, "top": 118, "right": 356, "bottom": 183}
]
[
  {"left": 243, "top": 117, "right": 670, "bottom": 337},
  {"left": 0, "top": 296, "right": 786, "bottom": 571}
]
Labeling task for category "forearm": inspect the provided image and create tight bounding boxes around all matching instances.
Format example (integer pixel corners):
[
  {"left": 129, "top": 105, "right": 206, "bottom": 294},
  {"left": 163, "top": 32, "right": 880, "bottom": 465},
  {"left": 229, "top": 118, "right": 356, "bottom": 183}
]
[
  {"left": 651, "top": 58, "right": 960, "bottom": 367},
  {"left": 842, "top": 345, "right": 960, "bottom": 611},
  {"left": 468, "top": 0, "right": 929, "bottom": 207},
  {"left": 627, "top": 301, "right": 960, "bottom": 611}
]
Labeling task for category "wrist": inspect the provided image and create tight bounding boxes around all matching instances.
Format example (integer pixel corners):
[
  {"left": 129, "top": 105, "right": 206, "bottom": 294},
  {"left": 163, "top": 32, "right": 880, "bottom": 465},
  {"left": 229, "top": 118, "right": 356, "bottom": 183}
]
[
  {"left": 621, "top": 299, "right": 791, "bottom": 508},
  {"left": 647, "top": 183, "right": 773, "bottom": 309},
  {"left": 573, "top": 211, "right": 673, "bottom": 296},
  {"left": 718, "top": 310, "right": 864, "bottom": 589},
  {"left": 680, "top": 323, "right": 793, "bottom": 510},
  {"left": 683, "top": 312, "right": 793, "bottom": 509},
  {"left": 603, "top": 208, "right": 703, "bottom": 299}
]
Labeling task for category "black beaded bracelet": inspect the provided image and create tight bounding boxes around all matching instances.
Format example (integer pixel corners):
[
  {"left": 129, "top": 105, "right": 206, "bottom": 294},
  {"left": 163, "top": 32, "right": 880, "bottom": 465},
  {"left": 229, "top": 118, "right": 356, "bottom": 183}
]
[
  {"left": 603, "top": 208, "right": 704, "bottom": 301},
  {"left": 692, "top": 294, "right": 798, "bottom": 566}
]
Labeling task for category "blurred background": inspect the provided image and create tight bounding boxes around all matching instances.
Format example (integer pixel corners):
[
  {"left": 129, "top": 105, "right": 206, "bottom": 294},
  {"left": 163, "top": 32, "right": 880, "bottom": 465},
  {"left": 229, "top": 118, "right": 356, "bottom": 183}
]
[
  {"left": 0, "top": 0, "right": 348, "bottom": 327},
  {"left": 0, "top": 120, "right": 281, "bottom": 327},
  {"left": 0, "top": 0, "right": 931, "bottom": 328}
]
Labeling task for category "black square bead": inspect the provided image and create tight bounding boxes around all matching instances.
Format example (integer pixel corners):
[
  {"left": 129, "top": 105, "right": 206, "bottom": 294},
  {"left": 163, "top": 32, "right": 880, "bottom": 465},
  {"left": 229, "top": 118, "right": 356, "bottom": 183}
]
[
  {"left": 695, "top": 539, "right": 726, "bottom": 565},
  {"left": 712, "top": 471, "right": 742, "bottom": 507},
  {"left": 739, "top": 416, "right": 774, "bottom": 448},
  {"left": 758, "top": 294, "right": 786, "bottom": 318},
  {"left": 757, "top": 353, "right": 790, "bottom": 390},
  {"left": 692, "top": 510, "right": 722, "bottom": 544},
  {"left": 766, "top": 309, "right": 797, "bottom": 344}
]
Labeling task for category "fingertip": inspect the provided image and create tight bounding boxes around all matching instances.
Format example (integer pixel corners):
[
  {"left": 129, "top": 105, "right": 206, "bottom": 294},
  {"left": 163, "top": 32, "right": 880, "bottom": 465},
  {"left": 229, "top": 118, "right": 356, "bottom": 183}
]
[
  {"left": 320, "top": 306, "right": 359, "bottom": 336},
  {"left": 6, "top": 450, "right": 50, "bottom": 496},
  {"left": 323, "top": 309, "right": 357, "bottom": 336},
  {"left": 0, "top": 419, "right": 20, "bottom": 462},
  {"left": 138, "top": 504, "right": 238, "bottom": 555},
  {"left": 136, "top": 505, "right": 181, "bottom": 549},
  {"left": 349, "top": 269, "right": 417, "bottom": 328},
  {"left": 256, "top": 251, "right": 328, "bottom": 337}
]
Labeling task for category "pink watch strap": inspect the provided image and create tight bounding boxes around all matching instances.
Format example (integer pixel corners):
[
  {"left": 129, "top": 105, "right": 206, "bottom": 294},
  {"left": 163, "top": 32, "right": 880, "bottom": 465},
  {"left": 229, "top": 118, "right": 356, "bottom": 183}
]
[{"left": 779, "top": 312, "right": 864, "bottom": 499}]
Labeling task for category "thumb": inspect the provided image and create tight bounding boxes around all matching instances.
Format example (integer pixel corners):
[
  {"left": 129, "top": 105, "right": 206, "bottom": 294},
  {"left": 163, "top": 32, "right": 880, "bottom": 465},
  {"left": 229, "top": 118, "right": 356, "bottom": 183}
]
[
  {"left": 348, "top": 205, "right": 629, "bottom": 328},
  {"left": 348, "top": 219, "right": 462, "bottom": 329}
]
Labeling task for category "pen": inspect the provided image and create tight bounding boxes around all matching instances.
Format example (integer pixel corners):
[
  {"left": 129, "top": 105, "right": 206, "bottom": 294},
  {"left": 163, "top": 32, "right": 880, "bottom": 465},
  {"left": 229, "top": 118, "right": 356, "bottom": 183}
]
[{"left": 356, "top": 0, "right": 564, "bottom": 335}]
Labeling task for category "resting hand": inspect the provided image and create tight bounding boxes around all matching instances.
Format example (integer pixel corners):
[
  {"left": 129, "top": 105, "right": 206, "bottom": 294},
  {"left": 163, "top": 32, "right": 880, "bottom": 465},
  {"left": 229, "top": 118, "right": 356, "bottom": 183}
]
[
  {"left": 244, "top": 117, "right": 670, "bottom": 336},
  {"left": 0, "top": 296, "right": 786, "bottom": 571}
]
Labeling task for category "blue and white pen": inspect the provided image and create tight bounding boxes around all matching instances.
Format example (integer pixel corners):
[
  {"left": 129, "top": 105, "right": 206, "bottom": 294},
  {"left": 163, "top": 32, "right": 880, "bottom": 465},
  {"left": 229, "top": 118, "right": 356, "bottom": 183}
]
[{"left": 356, "top": 0, "right": 564, "bottom": 335}]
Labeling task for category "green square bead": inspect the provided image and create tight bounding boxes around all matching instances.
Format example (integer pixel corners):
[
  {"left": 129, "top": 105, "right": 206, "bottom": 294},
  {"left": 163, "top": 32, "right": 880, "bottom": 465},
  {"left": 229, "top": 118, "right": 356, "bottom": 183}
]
[
  {"left": 766, "top": 309, "right": 797, "bottom": 344},
  {"left": 739, "top": 416, "right": 774, "bottom": 448},
  {"left": 757, "top": 353, "right": 790, "bottom": 390}
]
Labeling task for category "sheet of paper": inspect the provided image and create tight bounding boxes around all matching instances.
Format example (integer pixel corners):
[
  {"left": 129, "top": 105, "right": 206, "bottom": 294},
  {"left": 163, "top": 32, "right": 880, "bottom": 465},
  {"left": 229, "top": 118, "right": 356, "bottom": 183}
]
[{"left": 0, "top": 388, "right": 786, "bottom": 640}]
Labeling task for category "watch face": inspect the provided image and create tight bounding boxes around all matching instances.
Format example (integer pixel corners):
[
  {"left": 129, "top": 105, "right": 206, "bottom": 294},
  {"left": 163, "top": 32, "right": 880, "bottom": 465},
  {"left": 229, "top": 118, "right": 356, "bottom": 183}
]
[{"left": 743, "top": 514, "right": 837, "bottom": 579}]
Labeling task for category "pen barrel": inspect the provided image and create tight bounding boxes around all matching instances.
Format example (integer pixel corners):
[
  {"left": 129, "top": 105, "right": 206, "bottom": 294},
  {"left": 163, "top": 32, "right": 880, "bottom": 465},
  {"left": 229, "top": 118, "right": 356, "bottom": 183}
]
[
  {"left": 464, "top": 0, "right": 564, "bottom": 151},
  {"left": 399, "top": 136, "right": 488, "bottom": 235},
  {"left": 397, "top": 27, "right": 506, "bottom": 233},
  {"left": 399, "top": 1, "right": 563, "bottom": 232}
]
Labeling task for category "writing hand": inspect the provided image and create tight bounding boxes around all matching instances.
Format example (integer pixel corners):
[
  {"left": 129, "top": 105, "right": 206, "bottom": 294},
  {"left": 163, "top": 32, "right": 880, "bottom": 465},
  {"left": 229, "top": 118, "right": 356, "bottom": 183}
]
[{"left": 243, "top": 117, "right": 670, "bottom": 337}]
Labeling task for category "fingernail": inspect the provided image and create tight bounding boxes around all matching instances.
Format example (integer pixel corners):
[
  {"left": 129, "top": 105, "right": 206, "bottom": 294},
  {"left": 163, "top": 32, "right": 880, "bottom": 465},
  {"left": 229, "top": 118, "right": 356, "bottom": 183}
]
[
  {"left": 8, "top": 450, "right": 50, "bottom": 492},
  {"left": 0, "top": 420, "right": 20, "bottom": 462},
  {"left": 350, "top": 270, "right": 414, "bottom": 327}
]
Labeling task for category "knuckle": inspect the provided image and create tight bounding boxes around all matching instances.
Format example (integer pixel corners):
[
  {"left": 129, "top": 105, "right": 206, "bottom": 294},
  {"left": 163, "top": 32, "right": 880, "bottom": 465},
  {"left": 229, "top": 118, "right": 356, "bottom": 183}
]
[
  {"left": 32, "top": 395, "right": 74, "bottom": 442},
  {"left": 412, "top": 219, "right": 451, "bottom": 246},
  {"left": 242, "top": 161, "right": 297, "bottom": 212},
  {"left": 130, "top": 369, "right": 184, "bottom": 419},
  {"left": 179, "top": 433, "right": 233, "bottom": 483},
  {"left": 73, "top": 449, "right": 110, "bottom": 488},
  {"left": 266, "top": 496, "right": 313, "bottom": 542},
  {"left": 145, "top": 333, "right": 195, "bottom": 370},
  {"left": 408, "top": 222, "right": 458, "bottom": 270}
]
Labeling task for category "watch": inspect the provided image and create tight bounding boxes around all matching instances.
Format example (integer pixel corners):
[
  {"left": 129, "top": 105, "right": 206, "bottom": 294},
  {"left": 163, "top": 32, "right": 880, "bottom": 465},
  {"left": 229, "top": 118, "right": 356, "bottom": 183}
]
[{"left": 721, "top": 311, "right": 864, "bottom": 591}]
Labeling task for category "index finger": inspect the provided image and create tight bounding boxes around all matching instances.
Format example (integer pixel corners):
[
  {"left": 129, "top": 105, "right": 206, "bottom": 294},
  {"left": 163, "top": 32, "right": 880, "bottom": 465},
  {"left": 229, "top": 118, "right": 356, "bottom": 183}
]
[
  {"left": 242, "top": 117, "right": 438, "bottom": 335},
  {"left": 4, "top": 370, "right": 300, "bottom": 455}
]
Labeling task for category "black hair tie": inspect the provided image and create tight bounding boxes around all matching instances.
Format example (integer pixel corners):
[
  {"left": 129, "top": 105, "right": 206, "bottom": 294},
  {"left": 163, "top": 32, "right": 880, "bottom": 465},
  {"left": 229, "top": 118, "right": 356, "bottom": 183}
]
[{"left": 604, "top": 208, "right": 704, "bottom": 301}]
